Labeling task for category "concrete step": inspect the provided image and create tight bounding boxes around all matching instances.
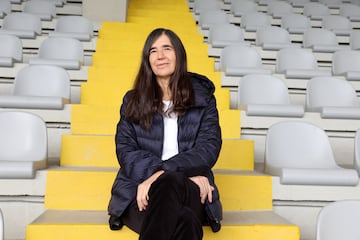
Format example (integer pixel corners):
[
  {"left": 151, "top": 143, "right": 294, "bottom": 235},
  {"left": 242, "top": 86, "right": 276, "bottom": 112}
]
[
  {"left": 26, "top": 209, "right": 300, "bottom": 240},
  {"left": 44, "top": 168, "right": 272, "bottom": 211}
]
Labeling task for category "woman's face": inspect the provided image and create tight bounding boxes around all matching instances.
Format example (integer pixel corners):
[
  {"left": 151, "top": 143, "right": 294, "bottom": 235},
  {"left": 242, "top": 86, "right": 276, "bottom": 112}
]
[{"left": 149, "top": 34, "right": 176, "bottom": 82}]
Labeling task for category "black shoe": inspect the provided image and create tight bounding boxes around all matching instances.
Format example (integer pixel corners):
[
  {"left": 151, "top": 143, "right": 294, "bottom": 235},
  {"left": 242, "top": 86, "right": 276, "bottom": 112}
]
[{"left": 109, "top": 215, "right": 123, "bottom": 230}]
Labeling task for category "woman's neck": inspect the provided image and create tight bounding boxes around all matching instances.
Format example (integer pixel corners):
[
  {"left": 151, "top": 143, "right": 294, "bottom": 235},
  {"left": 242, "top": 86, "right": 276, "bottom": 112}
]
[{"left": 157, "top": 78, "right": 172, "bottom": 101}]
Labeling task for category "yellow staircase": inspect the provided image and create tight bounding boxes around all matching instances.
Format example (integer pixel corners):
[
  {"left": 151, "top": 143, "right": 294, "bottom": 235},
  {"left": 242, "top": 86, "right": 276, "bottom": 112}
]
[{"left": 25, "top": 0, "right": 300, "bottom": 239}]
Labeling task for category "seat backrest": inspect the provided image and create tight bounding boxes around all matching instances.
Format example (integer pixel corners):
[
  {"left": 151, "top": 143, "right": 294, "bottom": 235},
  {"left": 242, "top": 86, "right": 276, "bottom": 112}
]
[
  {"left": 355, "top": 128, "right": 360, "bottom": 176},
  {"left": 288, "top": 0, "right": 310, "bottom": 7},
  {"left": 319, "top": 0, "right": 343, "bottom": 8},
  {"left": 2, "top": 12, "right": 41, "bottom": 35},
  {"left": 303, "top": 28, "right": 339, "bottom": 48},
  {"left": 220, "top": 44, "right": 263, "bottom": 70},
  {"left": 256, "top": 26, "right": 291, "bottom": 46},
  {"left": 193, "top": 0, "right": 221, "bottom": 14},
  {"left": 208, "top": 23, "right": 244, "bottom": 45},
  {"left": 265, "top": 121, "right": 338, "bottom": 169},
  {"left": 276, "top": 47, "right": 319, "bottom": 73},
  {"left": 241, "top": 11, "right": 271, "bottom": 31},
  {"left": 198, "top": 10, "right": 229, "bottom": 28},
  {"left": 306, "top": 76, "right": 360, "bottom": 111},
  {"left": 238, "top": 74, "right": 291, "bottom": 105},
  {"left": 267, "top": 0, "right": 293, "bottom": 18},
  {"left": 281, "top": 13, "right": 311, "bottom": 33},
  {"left": 350, "top": 30, "right": 360, "bottom": 50},
  {"left": 303, "top": 2, "right": 330, "bottom": 20},
  {"left": 332, "top": 50, "right": 360, "bottom": 75},
  {"left": 23, "top": 0, "right": 56, "bottom": 20},
  {"left": 0, "top": 0, "right": 11, "bottom": 18},
  {"left": 38, "top": 37, "right": 84, "bottom": 63},
  {"left": 0, "top": 34, "right": 22, "bottom": 62},
  {"left": 55, "top": 15, "right": 94, "bottom": 36},
  {"left": 13, "top": 65, "right": 70, "bottom": 99},
  {"left": 321, "top": 15, "right": 352, "bottom": 32},
  {"left": 340, "top": 3, "right": 360, "bottom": 19},
  {"left": 316, "top": 200, "right": 360, "bottom": 240},
  {"left": 231, "top": 0, "right": 257, "bottom": 17},
  {"left": 0, "top": 111, "right": 47, "bottom": 162}
]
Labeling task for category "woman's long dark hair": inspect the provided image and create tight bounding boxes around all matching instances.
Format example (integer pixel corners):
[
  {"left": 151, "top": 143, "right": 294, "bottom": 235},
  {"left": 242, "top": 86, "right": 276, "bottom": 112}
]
[{"left": 124, "top": 28, "right": 194, "bottom": 130}]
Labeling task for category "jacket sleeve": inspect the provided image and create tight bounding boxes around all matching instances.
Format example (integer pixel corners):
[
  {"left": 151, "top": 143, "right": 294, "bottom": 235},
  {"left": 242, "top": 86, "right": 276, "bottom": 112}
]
[
  {"left": 115, "top": 96, "right": 163, "bottom": 183},
  {"left": 160, "top": 95, "right": 222, "bottom": 176}
]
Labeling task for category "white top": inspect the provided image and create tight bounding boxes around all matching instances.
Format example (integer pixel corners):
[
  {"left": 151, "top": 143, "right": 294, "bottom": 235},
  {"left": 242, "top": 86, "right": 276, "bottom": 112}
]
[{"left": 161, "top": 100, "right": 179, "bottom": 160}]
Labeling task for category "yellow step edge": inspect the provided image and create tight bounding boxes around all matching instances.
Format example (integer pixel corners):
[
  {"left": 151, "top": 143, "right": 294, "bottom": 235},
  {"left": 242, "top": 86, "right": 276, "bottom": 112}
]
[
  {"left": 26, "top": 210, "right": 300, "bottom": 240},
  {"left": 80, "top": 82, "right": 128, "bottom": 106},
  {"left": 219, "top": 109, "right": 241, "bottom": 138},
  {"left": 60, "top": 135, "right": 254, "bottom": 170},
  {"left": 44, "top": 169, "right": 272, "bottom": 211}
]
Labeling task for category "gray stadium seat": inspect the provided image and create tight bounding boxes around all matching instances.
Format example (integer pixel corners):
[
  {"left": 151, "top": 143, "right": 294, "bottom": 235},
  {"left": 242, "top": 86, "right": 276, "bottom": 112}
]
[
  {"left": 265, "top": 121, "right": 359, "bottom": 186},
  {"left": 255, "top": 26, "right": 294, "bottom": 50},
  {"left": 0, "top": 65, "right": 70, "bottom": 109},
  {"left": 306, "top": 76, "right": 360, "bottom": 119},
  {"left": 355, "top": 129, "right": 360, "bottom": 176},
  {"left": 48, "top": 15, "right": 94, "bottom": 41},
  {"left": 29, "top": 37, "right": 84, "bottom": 70},
  {"left": 350, "top": 30, "right": 360, "bottom": 50},
  {"left": 339, "top": 3, "right": 360, "bottom": 22},
  {"left": 220, "top": 44, "right": 272, "bottom": 76},
  {"left": 0, "top": 34, "right": 22, "bottom": 67},
  {"left": 23, "top": 0, "right": 57, "bottom": 21},
  {"left": 266, "top": 0, "right": 293, "bottom": 19},
  {"left": 302, "top": 28, "right": 346, "bottom": 53},
  {"left": 0, "top": 111, "right": 48, "bottom": 179},
  {"left": 0, "top": 0, "right": 11, "bottom": 19},
  {"left": 275, "top": 47, "right": 331, "bottom": 79},
  {"left": 208, "top": 23, "right": 246, "bottom": 48},
  {"left": 321, "top": 15, "right": 353, "bottom": 36},
  {"left": 316, "top": 200, "right": 360, "bottom": 240},
  {"left": 198, "top": 10, "right": 229, "bottom": 30},
  {"left": 303, "top": 2, "right": 330, "bottom": 20},
  {"left": 238, "top": 74, "right": 305, "bottom": 117},
  {"left": 0, "top": 12, "right": 41, "bottom": 39},
  {"left": 241, "top": 11, "right": 271, "bottom": 32},
  {"left": 230, "top": 0, "right": 257, "bottom": 17},
  {"left": 332, "top": 49, "right": 360, "bottom": 80},
  {"left": 281, "top": 13, "right": 311, "bottom": 34}
]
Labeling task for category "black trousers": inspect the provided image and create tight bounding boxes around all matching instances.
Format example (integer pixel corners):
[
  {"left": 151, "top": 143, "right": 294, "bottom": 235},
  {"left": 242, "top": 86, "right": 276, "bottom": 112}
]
[{"left": 121, "top": 171, "right": 206, "bottom": 240}]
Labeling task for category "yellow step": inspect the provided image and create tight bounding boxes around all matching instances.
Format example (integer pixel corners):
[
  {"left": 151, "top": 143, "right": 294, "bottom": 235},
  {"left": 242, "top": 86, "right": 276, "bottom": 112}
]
[
  {"left": 26, "top": 210, "right": 300, "bottom": 240},
  {"left": 44, "top": 168, "right": 272, "bottom": 211},
  {"left": 60, "top": 135, "right": 254, "bottom": 170},
  {"left": 70, "top": 105, "right": 240, "bottom": 138}
]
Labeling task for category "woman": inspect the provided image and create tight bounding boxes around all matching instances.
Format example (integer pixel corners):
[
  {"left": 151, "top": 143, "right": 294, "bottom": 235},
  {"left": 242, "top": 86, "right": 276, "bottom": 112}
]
[{"left": 108, "top": 28, "right": 222, "bottom": 240}]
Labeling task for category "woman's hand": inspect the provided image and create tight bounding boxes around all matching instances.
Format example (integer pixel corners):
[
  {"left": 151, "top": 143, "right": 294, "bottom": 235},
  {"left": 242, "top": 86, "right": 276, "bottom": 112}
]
[
  {"left": 137, "top": 170, "right": 164, "bottom": 211},
  {"left": 189, "top": 176, "right": 214, "bottom": 204}
]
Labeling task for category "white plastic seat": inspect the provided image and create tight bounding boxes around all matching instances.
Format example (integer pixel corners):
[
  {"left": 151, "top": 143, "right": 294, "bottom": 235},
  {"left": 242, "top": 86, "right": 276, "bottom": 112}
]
[
  {"left": 241, "top": 11, "right": 271, "bottom": 32},
  {"left": 287, "top": 0, "right": 310, "bottom": 7},
  {"left": 198, "top": 10, "right": 229, "bottom": 30},
  {"left": 276, "top": 47, "right": 331, "bottom": 79},
  {"left": 29, "top": 37, "right": 84, "bottom": 70},
  {"left": 0, "top": 12, "right": 41, "bottom": 39},
  {"left": 332, "top": 49, "right": 360, "bottom": 80},
  {"left": 0, "top": 0, "right": 11, "bottom": 18},
  {"left": 267, "top": 0, "right": 293, "bottom": 19},
  {"left": 230, "top": 0, "right": 257, "bottom": 17},
  {"left": 0, "top": 111, "right": 48, "bottom": 179},
  {"left": 316, "top": 200, "right": 360, "bottom": 240},
  {"left": 306, "top": 76, "right": 360, "bottom": 119},
  {"left": 238, "top": 74, "right": 304, "bottom": 117},
  {"left": 265, "top": 121, "right": 359, "bottom": 186},
  {"left": 281, "top": 13, "right": 311, "bottom": 34},
  {"left": 354, "top": 128, "right": 360, "bottom": 176},
  {"left": 220, "top": 44, "right": 272, "bottom": 76},
  {"left": 319, "top": 0, "right": 343, "bottom": 9},
  {"left": 0, "top": 65, "right": 70, "bottom": 109},
  {"left": 303, "top": 28, "right": 346, "bottom": 53},
  {"left": 303, "top": 2, "right": 330, "bottom": 20},
  {"left": 255, "top": 26, "right": 294, "bottom": 50},
  {"left": 40, "top": 0, "right": 65, "bottom": 7},
  {"left": 208, "top": 23, "right": 246, "bottom": 48},
  {"left": 23, "top": 0, "right": 57, "bottom": 21},
  {"left": 339, "top": 3, "right": 360, "bottom": 22},
  {"left": 321, "top": 15, "right": 353, "bottom": 36},
  {"left": 350, "top": 30, "right": 360, "bottom": 50},
  {"left": 48, "top": 15, "right": 94, "bottom": 41},
  {"left": 193, "top": 0, "right": 221, "bottom": 14},
  {"left": 0, "top": 34, "right": 22, "bottom": 67}
]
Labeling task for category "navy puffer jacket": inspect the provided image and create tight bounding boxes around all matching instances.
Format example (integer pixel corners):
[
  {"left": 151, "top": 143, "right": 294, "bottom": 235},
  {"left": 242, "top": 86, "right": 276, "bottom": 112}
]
[{"left": 108, "top": 72, "right": 223, "bottom": 228}]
